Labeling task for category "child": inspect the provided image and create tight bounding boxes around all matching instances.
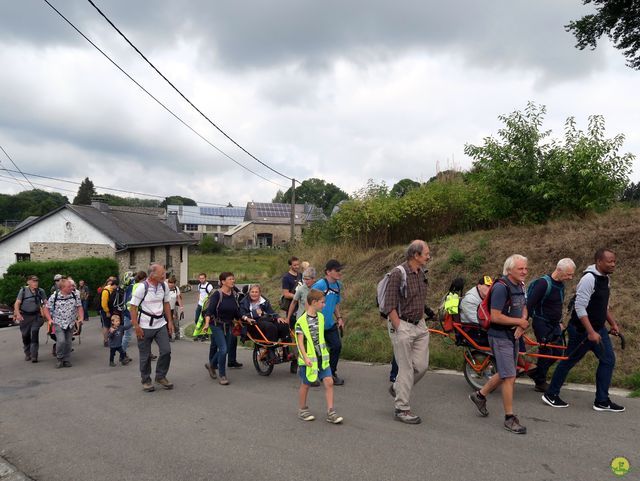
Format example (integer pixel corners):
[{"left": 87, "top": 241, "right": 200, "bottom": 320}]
[
  {"left": 295, "top": 288, "right": 343, "bottom": 424},
  {"left": 108, "top": 314, "right": 131, "bottom": 367}
]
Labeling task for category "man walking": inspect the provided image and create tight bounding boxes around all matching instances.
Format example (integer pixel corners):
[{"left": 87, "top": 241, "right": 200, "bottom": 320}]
[
  {"left": 383, "top": 240, "right": 431, "bottom": 425},
  {"left": 469, "top": 254, "right": 529, "bottom": 434},
  {"left": 281, "top": 256, "right": 302, "bottom": 327},
  {"left": 194, "top": 273, "right": 214, "bottom": 341},
  {"left": 527, "top": 258, "right": 575, "bottom": 392},
  {"left": 129, "top": 263, "right": 174, "bottom": 392},
  {"left": 542, "top": 248, "right": 624, "bottom": 412},
  {"left": 43, "top": 278, "right": 84, "bottom": 368},
  {"left": 78, "top": 280, "right": 90, "bottom": 322},
  {"left": 313, "top": 259, "right": 345, "bottom": 386},
  {"left": 14, "top": 275, "right": 47, "bottom": 362}
]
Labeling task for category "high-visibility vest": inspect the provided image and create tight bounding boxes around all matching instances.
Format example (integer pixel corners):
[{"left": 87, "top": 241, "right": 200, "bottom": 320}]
[
  {"left": 295, "top": 312, "right": 330, "bottom": 382},
  {"left": 444, "top": 292, "right": 460, "bottom": 314}
]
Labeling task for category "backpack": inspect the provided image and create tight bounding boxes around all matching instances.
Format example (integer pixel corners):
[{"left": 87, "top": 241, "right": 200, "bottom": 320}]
[
  {"left": 136, "top": 281, "right": 168, "bottom": 326},
  {"left": 566, "top": 271, "right": 597, "bottom": 316},
  {"left": 527, "top": 275, "right": 564, "bottom": 320},
  {"left": 476, "top": 278, "right": 510, "bottom": 330},
  {"left": 51, "top": 290, "right": 78, "bottom": 314},
  {"left": 437, "top": 291, "right": 461, "bottom": 332},
  {"left": 376, "top": 266, "right": 407, "bottom": 319},
  {"left": 108, "top": 287, "right": 126, "bottom": 314},
  {"left": 19, "top": 287, "right": 44, "bottom": 314}
]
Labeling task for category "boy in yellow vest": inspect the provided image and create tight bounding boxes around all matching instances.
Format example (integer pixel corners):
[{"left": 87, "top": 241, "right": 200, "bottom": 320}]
[{"left": 295, "top": 289, "right": 343, "bottom": 424}]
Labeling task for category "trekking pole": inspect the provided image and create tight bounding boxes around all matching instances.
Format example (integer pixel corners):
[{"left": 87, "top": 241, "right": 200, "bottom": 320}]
[{"left": 608, "top": 330, "right": 626, "bottom": 350}]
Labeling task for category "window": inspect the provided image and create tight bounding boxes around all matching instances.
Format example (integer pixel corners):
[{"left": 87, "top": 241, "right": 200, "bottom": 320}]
[
  {"left": 165, "top": 246, "right": 172, "bottom": 267},
  {"left": 184, "top": 224, "right": 198, "bottom": 231},
  {"left": 129, "top": 250, "right": 136, "bottom": 267},
  {"left": 150, "top": 247, "right": 156, "bottom": 262},
  {"left": 16, "top": 253, "right": 31, "bottom": 262}
]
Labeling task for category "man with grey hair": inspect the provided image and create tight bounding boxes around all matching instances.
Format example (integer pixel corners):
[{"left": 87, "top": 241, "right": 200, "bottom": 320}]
[
  {"left": 469, "top": 254, "right": 529, "bottom": 434},
  {"left": 287, "top": 266, "right": 318, "bottom": 374},
  {"left": 129, "top": 263, "right": 174, "bottom": 392},
  {"left": 526, "top": 258, "right": 576, "bottom": 392},
  {"left": 383, "top": 240, "right": 431, "bottom": 425}
]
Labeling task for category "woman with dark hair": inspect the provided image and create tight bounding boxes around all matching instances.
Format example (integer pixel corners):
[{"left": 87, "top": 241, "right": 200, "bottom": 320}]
[
  {"left": 202, "top": 272, "right": 240, "bottom": 385},
  {"left": 239, "top": 284, "right": 290, "bottom": 344}
]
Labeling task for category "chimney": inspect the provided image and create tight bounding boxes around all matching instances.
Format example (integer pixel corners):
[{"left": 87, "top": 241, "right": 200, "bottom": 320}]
[{"left": 91, "top": 198, "right": 110, "bottom": 212}]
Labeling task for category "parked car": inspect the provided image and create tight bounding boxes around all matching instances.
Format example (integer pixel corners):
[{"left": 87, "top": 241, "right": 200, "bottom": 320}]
[{"left": 0, "top": 304, "right": 15, "bottom": 327}]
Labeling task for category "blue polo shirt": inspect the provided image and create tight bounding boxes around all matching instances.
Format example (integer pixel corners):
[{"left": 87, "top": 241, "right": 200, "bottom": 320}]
[{"left": 312, "top": 278, "right": 341, "bottom": 330}]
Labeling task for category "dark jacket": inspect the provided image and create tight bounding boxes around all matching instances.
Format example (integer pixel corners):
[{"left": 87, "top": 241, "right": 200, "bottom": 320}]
[{"left": 239, "top": 296, "right": 277, "bottom": 322}]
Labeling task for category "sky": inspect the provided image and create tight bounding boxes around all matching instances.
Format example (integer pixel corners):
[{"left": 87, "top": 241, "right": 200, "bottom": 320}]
[{"left": 0, "top": 0, "right": 639, "bottom": 207}]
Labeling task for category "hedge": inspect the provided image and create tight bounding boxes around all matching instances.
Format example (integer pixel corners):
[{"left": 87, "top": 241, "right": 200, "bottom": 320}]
[{"left": 0, "top": 257, "right": 119, "bottom": 306}]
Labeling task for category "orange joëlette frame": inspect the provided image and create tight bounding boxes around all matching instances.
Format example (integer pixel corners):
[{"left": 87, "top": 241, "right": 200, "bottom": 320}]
[
  {"left": 428, "top": 322, "right": 569, "bottom": 361},
  {"left": 240, "top": 318, "right": 297, "bottom": 347}
]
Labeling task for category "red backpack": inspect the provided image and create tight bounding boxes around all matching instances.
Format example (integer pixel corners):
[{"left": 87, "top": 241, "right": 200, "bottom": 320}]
[{"left": 476, "top": 278, "right": 510, "bottom": 330}]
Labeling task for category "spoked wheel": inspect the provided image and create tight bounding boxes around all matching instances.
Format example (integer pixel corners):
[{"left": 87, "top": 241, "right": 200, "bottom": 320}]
[
  {"left": 253, "top": 345, "right": 274, "bottom": 376},
  {"left": 463, "top": 349, "right": 496, "bottom": 391}
]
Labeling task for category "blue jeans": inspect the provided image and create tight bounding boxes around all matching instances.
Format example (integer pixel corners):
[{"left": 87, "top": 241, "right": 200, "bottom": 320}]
[
  {"left": 547, "top": 324, "right": 615, "bottom": 402},
  {"left": 324, "top": 325, "right": 342, "bottom": 376},
  {"left": 390, "top": 356, "right": 398, "bottom": 381},
  {"left": 209, "top": 324, "right": 232, "bottom": 377},
  {"left": 81, "top": 300, "right": 89, "bottom": 321},
  {"left": 122, "top": 312, "right": 132, "bottom": 353}
]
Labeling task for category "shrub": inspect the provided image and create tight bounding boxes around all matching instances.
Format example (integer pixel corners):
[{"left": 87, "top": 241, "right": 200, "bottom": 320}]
[
  {"left": 0, "top": 257, "right": 119, "bottom": 305},
  {"left": 199, "top": 235, "right": 224, "bottom": 254}
]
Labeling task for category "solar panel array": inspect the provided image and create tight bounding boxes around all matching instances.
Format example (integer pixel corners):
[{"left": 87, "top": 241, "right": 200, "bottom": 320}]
[
  {"left": 254, "top": 203, "right": 293, "bottom": 218},
  {"left": 200, "top": 207, "right": 246, "bottom": 217}
]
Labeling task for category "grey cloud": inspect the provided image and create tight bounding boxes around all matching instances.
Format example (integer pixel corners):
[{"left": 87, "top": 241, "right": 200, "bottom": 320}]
[{"left": 1, "top": 0, "right": 605, "bottom": 83}]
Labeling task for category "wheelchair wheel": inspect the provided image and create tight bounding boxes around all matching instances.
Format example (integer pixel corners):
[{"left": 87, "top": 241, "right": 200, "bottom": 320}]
[
  {"left": 253, "top": 345, "right": 274, "bottom": 376},
  {"left": 463, "top": 350, "right": 496, "bottom": 391}
]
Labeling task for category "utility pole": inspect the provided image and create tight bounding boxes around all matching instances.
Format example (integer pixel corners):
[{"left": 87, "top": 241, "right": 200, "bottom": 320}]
[{"left": 290, "top": 178, "right": 296, "bottom": 244}]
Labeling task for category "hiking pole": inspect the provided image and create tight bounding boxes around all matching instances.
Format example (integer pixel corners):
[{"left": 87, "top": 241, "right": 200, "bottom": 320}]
[{"left": 608, "top": 330, "right": 626, "bottom": 350}]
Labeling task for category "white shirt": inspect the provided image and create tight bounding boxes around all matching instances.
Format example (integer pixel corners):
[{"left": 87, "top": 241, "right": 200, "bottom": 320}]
[
  {"left": 130, "top": 281, "right": 170, "bottom": 329},
  {"left": 169, "top": 286, "right": 181, "bottom": 310},
  {"left": 197, "top": 282, "right": 214, "bottom": 306}
]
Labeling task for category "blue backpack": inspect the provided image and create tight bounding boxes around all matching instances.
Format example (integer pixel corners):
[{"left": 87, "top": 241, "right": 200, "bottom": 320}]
[{"left": 527, "top": 275, "right": 564, "bottom": 320}]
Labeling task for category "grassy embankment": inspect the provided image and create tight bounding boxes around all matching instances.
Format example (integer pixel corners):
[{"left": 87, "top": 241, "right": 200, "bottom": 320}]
[{"left": 189, "top": 206, "right": 640, "bottom": 394}]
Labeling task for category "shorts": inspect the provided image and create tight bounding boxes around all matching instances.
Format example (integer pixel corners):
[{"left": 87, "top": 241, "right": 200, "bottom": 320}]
[
  {"left": 489, "top": 335, "right": 518, "bottom": 379},
  {"left": 298, "top": 365, "right": 332, "bottom": 385},
  {"left": 100, "top": 312, "right": 112, "bottom": 329}
]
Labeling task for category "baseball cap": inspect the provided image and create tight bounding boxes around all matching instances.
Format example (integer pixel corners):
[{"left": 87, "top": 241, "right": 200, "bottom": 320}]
[
  {"left": 325, "top": 259, "right": 344, "bottom": 272},
  {"left": 479, "top": 275, "right": 493, "bottom": 286},
  {"left": 54, "top": 274, "right": 63, "bottom": 281}
]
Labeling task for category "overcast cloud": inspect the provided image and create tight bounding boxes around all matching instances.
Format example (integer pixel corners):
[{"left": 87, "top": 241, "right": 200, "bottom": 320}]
[{"left": 0, "top": 0, "right": 638, "bottom": 206}]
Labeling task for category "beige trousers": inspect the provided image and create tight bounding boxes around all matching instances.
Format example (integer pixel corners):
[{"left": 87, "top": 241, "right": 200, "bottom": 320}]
[{"left": 389, "top": 319, "right": 430, "bottom": 411}]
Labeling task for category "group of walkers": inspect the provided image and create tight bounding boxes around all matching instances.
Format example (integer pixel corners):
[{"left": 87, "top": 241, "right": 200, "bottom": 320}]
[
  {"left": 380, "top": 241, "right": 625, "bottom": 434},
  {"left": 12, "top": 243, "right": 626, "bottom": 431}
]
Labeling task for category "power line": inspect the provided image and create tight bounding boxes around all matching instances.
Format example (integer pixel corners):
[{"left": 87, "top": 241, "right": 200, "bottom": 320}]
[
  {"left": 0, "top": 167, "right": 240, "bottom": 207},
  {"left": 41, "top": 0, "right": 287, "bottom": 189},
  {"left": 86, "top": 0, "right": 292, "bottom": 182},
  {"left": 0, "top": 158, "right": 29, "bottom": 190},
  {"left": 0, "top": 173, "right": 77, "bottom": 193},
  {"left": 0, "top": 145, "right": 37, "bottom": 189}
]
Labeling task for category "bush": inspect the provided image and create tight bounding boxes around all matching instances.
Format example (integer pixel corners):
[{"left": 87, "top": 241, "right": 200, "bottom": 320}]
[
  {"left": 0, "top": 257, "right": 119, "bottom": 305},
  {"left": 199, "top": 235, "right": 224, "bottom": 254}
]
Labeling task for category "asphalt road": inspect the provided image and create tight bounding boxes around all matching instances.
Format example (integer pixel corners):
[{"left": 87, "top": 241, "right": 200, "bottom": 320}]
[{"left": 0, "top": 310, "right": 637, "bottom": 481}]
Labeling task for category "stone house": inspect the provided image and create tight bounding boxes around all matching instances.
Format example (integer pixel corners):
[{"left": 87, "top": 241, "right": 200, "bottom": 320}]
[
  {"left": 166, "top": 204, "right": 246, "bottom": 242},
  {"left": 223, "top": 202, "right": 325, "bottom": 248},
  {"left": 0, "top": 202, "right": 196, "bottom": 283}
]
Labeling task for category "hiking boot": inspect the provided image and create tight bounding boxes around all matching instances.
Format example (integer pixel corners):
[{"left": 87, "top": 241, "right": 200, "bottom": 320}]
[
  {"left": 31, "top": 358, "right": 38, "bottom": 363},
  {"left": 394, "top": 410, "right": 422, "bottom": 424},
  {"left": 534, "top": 381, "right": 549, "bottom": 393},
  {"left": 55, "top": 360, "right": 64, "bottom": 369},
  {"left": 218, "top": 376, "right": 229, "bottom": 386},
  {"left": 25, "top": 353, "right": 32, "bottom": 361},
  {"left": 504, "top": 415, "right": 527, "bottom": 434},
  {"left": 389, "top": 384, "right": 396, "bottom": 398},
  {"left": 326, "top": 410, "right": 344, "bottom": 424},
  {"left": 469, "top": 391, "right": 489, "bottom": 417},
  {"left": 142, "top": 382, "right": 155, "bottom": 392},
  {"left": 63, "top": 361, "right": 72, "bottom": 368},
  {"left": 109, "top": 361, "right": 116, "bottom": 367},
  {"left": 205, "top": 363, "right": 217, "bottom": 379},
  {"left": 228, "top": 361, "right": 243, "bottom": 369},
  {"left": 593, "top": 399, "right": 625, "bottom": 413},
  {"left": 332, "top": 375, "right": 345, "bottom": 386},
  {"left": 121, "top": 358, "right": 131, "bottom": 365},
  {"left": 155, "top": 378, "right": 174, "bottom": 390},
  {"left": 541, "top": 393, "right": 569, "bottom": 408},
  {"left": 298, "top": 408, "right": 315, "bottom": 421}
]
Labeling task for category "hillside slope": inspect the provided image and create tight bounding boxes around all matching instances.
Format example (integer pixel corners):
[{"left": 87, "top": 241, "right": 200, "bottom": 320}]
[{"left": 261, "top": 205, "right": 640, "bottom": 388}]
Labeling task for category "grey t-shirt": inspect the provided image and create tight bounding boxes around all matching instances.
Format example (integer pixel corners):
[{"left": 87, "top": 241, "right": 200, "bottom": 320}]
[
  {"left": 17, "top": 287, "right": 46, "bottom": 314},
  {"left": 488, "top": 277, "right": 525, "bottom": 340},
  {"left": 293, "top": 284, "right": 311, "bottom": 319}
]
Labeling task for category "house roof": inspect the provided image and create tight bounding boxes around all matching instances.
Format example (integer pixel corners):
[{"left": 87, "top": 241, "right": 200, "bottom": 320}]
[
  {"left": 223, "top": 221, "right": 253, "bottom": 236},
  {"left": 244, "top": 202, "right": 326, "bottom": 224},
  {"left": 14, "top": 216, "right": 39, "bottom": 230},
  {"left": 166, "top": 205, "right": 246, "bottom": 226},
  {"left": 0, "top": 204, "right": 196, "bottom": 249}
]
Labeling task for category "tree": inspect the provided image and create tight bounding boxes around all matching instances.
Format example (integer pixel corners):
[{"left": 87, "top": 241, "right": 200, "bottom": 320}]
[
  {"left": 160, "top": 196, "right": 197, "bottom": 208},
  {"left": 73, "top": 177, "right": 96, "bottom": 205},
  {"left": 465, "top": 102, "right": 633, "bottom": 222},
  {"left": 390, "top": 178, "right": 420, "bottom": 197},
  {"left": 0, "top": 189, "right": 68, "bottom": 222},
  {"left": 276, "top": 178, "right": 349, "bottom": 215},
  {"left": 567, "top": 0, "right": 640, "bottom": 70}
]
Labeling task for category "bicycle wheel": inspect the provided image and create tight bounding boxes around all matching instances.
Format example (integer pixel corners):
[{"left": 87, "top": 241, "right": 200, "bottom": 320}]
[
  {"left": 463, "top": 350, "right": 496, "bottom": 391},
  {"left": 252, "top": 345, "right": 274, "bottom": 376}
]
